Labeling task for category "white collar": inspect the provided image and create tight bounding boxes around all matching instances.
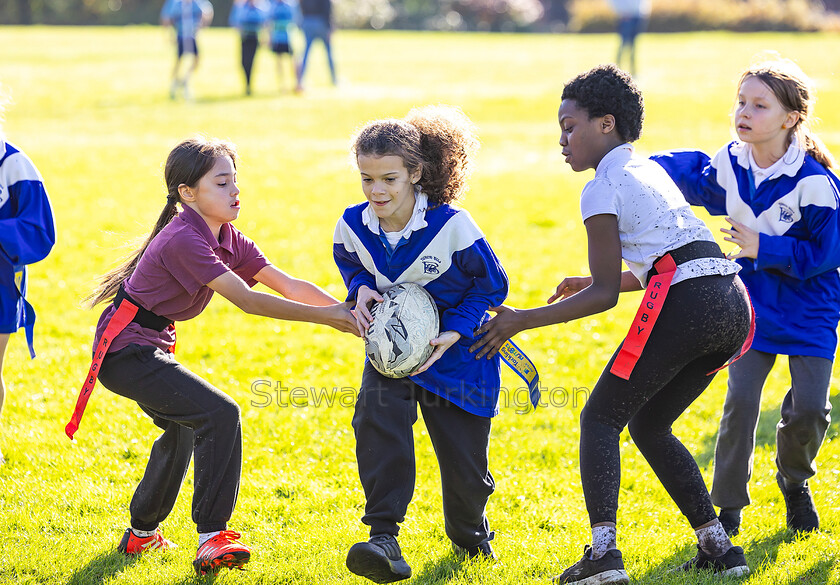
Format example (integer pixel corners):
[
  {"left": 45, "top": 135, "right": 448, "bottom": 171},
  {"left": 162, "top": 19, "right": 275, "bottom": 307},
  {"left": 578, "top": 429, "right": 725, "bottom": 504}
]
[
  {"left": 362, "top": 187, "right": 429, "bottom": 238},
  {"left": 748, "top": 148, "right": 785, "bottom": 179},
  {"left": 731, "top": 136, "right": 805, "bottom": 180},
  {"left": 595, "top": 143, "right": 634, "bottom": 176},
  {"left": 0, "top": 139, "right": 6, "bottom": 158}
]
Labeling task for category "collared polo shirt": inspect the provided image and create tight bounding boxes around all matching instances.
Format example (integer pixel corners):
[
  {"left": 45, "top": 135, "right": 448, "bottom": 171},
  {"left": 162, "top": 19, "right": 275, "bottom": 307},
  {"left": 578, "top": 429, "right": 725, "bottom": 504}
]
[{"left": 93, "top": 204, "right": 269, "bottom": 353}]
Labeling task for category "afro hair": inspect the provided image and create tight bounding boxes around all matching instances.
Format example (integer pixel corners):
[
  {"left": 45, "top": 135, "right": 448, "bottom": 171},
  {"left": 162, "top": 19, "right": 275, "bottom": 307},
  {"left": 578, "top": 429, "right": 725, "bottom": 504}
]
[{"left": 561, "top": 64, "right": 644, "bottom": 143}]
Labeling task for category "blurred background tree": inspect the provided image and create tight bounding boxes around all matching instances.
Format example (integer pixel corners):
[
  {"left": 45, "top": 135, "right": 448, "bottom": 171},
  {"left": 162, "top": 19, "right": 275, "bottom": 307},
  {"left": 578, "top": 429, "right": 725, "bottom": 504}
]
[{"left": 1, "top": 0, "right": 838, "bottom": 31}]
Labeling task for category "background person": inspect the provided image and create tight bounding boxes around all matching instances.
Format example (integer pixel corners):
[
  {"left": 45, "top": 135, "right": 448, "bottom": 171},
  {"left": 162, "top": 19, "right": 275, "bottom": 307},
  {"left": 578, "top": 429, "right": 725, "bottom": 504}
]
[
  {"left": 268, "top": 0, "right": 301, "bottom": 92},
  {"left": 295, "top": 0, "right": 336, "bottom": 91},
  {"left": 229, "top": 0, "right": 270, "bottom": 96},
  {"left": 160, "top": 0, "right": 214, "bottom": 100},
  {"left": 609, "top": 0, "right": 650, "bottom": 77}
]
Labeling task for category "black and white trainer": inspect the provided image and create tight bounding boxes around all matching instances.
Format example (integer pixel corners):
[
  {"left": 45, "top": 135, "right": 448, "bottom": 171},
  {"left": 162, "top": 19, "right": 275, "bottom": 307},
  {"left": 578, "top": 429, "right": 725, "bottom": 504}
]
[
  {"left": 346, "top": 534, "right": 412, "bottom": 584},
  {"left": 674, "top": 545, "right": 750, "bottom": 577},
  {"left": 552, "top": 545, "right": 629, "bottom": 585}
]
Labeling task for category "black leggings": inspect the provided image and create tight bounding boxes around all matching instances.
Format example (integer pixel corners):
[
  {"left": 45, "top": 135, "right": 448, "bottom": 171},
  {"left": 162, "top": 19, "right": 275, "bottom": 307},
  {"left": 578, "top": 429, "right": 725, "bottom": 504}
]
[
  {"left": 580, "top": 274, "right": 750, "bottom": 529},
  {"left": 241, "top": 33, "right": 259, "bottom": 87}
]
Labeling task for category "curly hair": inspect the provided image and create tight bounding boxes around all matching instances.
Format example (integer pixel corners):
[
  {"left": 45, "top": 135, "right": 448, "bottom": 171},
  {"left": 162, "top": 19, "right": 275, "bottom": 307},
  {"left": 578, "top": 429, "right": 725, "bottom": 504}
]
[
  {"left": 351, "top": 105, "right": 479, "bottom": 206},
  {"left": 561, "top": 64, "right": 644, "bottom": 143}
]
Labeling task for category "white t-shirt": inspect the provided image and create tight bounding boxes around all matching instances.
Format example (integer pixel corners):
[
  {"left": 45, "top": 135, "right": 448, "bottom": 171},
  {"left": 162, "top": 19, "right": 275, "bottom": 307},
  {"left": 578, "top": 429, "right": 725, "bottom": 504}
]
[{"left": 580, "top": 144, "right": 739, "bottom": 287}]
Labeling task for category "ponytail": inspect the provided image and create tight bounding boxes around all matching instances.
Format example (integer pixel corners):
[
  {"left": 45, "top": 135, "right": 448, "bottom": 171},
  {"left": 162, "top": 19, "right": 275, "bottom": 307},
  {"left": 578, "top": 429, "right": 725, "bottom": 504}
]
[
  {"left": 799, "top": 129, "right": 836, "bottom": 170},
  {"left": 85, "top": 200, "right": 179, "bottom": 307},
  {"left": 85, "top": 136, "right": 237, "bottom": 308}
]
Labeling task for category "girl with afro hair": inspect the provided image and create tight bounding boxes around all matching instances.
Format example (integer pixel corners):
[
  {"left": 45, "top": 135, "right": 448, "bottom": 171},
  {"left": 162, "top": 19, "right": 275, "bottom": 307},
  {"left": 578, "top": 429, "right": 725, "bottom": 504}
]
[{"left": 472, "top": 64, "right": 753, "bottom": 583}]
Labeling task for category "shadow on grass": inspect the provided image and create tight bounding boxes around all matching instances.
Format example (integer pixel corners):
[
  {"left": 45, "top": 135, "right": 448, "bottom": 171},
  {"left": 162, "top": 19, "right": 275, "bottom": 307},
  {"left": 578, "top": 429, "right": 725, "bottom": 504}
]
[
  {"left": 66, "top": 550, "right": 139, "bottom": 585},
  {"left": 630, "top": 529, "right": 836, "bottom": 583},
  {"left": 65, "top": 550, "right": 224, "bottom": 585},
  {"left": 192, "top": 92, "right": 282, "bottom": 105},
  {"left": 693, "top": 391, "right": 840, "bottom": 470},
  {"left": 409, "top": 554, "right": 467, "bottom": 584},
  {"left": 94, "top": 91, "right": 285, "bottom": 110},
  {"left": 739, "top": 530, "right": 837, "bottom": 584}
]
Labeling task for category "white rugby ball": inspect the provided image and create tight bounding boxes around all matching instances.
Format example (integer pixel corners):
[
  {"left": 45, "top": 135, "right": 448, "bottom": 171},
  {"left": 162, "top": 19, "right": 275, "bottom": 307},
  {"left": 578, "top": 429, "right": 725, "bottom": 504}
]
[{"left": 365, "top": 283, "right": 440, "bottom": 378}]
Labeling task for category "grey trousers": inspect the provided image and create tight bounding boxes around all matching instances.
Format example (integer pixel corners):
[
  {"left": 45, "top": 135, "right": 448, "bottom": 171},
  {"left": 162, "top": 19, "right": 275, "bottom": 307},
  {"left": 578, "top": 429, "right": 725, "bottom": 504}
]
[{"left": 711, "top": 349, "right": 832, "bottom": 510}]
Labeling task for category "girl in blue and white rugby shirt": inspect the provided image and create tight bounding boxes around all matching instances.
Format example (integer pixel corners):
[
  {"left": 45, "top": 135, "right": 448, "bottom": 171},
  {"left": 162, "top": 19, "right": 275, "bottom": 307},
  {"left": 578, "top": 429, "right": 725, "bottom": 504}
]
[
  {"left": 652, "top": 57, "right": 840, "bottom": 536},
  {"left": 334, "top": 105, "right": 507, "bottom": 583}
]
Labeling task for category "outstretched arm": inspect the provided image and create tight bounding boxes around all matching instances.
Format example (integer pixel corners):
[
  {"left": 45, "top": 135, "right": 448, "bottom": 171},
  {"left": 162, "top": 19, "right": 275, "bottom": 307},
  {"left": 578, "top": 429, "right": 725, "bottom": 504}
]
[
  {"left": 548, "top": 269, "right": 641, "bottom": 302},
  {"left": 253, "top": 264, "right": 339, "bottom": 306},
  {"left": 650, "top": 149, "right": 728, "bottom": 215},
  {"left": 470, "top": 213, "right": 623, "bottom": 358},
  {"left": 207, "top": 270, "right": 359, "bottom": 335}
]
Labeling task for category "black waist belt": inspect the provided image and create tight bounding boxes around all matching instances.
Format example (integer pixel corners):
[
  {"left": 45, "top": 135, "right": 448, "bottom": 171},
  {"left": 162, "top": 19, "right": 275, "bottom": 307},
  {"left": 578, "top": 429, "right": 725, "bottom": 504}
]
[
  {"left": 647, "top": 240, "right": 725, "bottom": 283},
  {"left": 114, "top": 285, "right": 174, "bottom": 332}
]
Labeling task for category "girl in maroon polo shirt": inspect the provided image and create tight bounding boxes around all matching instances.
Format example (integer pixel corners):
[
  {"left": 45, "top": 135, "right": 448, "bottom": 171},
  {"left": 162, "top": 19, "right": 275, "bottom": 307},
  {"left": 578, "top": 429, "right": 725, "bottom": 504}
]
[{"left": 74, "top": 137, "right": 357, "bottom": 576}]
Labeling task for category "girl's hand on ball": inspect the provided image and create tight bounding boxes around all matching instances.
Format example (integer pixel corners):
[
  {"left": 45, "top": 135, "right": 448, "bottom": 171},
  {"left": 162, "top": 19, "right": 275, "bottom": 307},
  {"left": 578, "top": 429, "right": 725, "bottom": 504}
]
[
  {"left": 414, "top": 331, "right": 461, "bottom": 374},
  {"left": 549, "top": 276, "right": 592, "bottom": 303},
  {"left": 355, "top": 285, "right": 384, "bottom": 335},
  {"left": 326, "top": 302, "right": 362, "bottom": 336},
  {"left": 469, "top": 305, "right": 523, "bottom": 359}
]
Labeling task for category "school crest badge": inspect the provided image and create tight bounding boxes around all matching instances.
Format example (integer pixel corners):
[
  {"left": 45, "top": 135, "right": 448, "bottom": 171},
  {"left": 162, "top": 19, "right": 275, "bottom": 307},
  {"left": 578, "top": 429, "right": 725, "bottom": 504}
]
[
  {"left": 421, "top": 255, "right": 441, "bottom": 275},
  {"left": 778, "top": 203, "right": 795, "bottom": 223}
]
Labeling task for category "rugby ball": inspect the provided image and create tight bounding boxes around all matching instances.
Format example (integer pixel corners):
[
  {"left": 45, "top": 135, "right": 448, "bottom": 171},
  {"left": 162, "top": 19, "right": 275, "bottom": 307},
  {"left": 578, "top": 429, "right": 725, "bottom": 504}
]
[{"left": 365, "top": 283, "right": 440, "bottom": 378}]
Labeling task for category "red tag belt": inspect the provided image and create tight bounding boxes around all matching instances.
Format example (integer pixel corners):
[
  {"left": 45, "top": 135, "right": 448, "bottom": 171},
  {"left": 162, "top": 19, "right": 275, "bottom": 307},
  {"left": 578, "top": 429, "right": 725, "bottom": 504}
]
[
  {"left": 610, "top": 255, "right": 754, "bottom": 380},
  {"left": 65, "top": 300, "right": 176, "bottom": 440}
]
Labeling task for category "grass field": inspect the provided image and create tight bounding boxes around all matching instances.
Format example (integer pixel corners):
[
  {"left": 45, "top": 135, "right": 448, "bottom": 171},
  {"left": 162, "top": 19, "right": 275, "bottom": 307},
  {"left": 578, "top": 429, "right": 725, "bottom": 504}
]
[{"left": 0, "top": 25, "right": 839, "bottom": 585}]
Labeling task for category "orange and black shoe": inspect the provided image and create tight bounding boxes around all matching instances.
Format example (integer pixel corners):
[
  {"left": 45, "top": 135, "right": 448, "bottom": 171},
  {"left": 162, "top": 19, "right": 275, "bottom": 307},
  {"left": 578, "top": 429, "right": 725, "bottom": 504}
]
[
  {"left": 193, "top": 530, "right": 251, "bottom": 576},
  {"left": 117, "top": 528, "right": 176, "bottom": 555}
]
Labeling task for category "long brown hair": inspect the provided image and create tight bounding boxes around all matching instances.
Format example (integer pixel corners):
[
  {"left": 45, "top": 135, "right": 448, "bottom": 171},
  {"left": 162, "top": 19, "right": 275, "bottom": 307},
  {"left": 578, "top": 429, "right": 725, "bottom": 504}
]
[
  {"left": 738, "top": 59, "right": 836, "bottom": 169},
  {"left": 86, "top": 137, "right": 237, "bottom": 307},
  {"left": 351, "top": 105, "right": 479, "bottom": 206}
]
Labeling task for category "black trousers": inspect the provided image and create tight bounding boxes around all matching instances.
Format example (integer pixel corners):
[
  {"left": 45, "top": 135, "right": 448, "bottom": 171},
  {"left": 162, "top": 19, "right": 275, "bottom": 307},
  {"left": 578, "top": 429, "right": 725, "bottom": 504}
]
[
  {"left": 580, "top": 274, "right": 751, "bottom": 529},
  {"left": 240, "top": 33, "right": 259, "bottom": 87},
  {"left": 353, "top": 362, "right": 495, "bottom": 548},
  {"left": 99, "top": 344, "right": 242, "bottom": 534}
]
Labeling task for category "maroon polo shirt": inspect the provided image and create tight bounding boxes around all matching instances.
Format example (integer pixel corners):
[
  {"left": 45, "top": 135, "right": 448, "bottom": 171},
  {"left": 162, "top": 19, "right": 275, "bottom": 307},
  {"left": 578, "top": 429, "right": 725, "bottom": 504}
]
[{"left": 93, "top": 205, "right": 270, "bottom": 354}]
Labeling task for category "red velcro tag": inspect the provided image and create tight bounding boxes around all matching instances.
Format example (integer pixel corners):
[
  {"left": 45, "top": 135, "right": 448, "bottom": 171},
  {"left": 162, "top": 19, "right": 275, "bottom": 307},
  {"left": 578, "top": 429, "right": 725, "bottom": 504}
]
[
  {"left": 610, "top": 254, "right": 677, "bottom": 380},
  {"left": 65, "top": 301, "right": 139, "bottom": 440}
]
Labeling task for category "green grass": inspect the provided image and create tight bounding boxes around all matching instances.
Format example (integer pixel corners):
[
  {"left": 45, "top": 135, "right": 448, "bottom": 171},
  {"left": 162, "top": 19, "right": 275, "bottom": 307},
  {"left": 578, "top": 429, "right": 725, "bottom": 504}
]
[{"left": 1, "top": 26, "right": 839, "bottom": 584}]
